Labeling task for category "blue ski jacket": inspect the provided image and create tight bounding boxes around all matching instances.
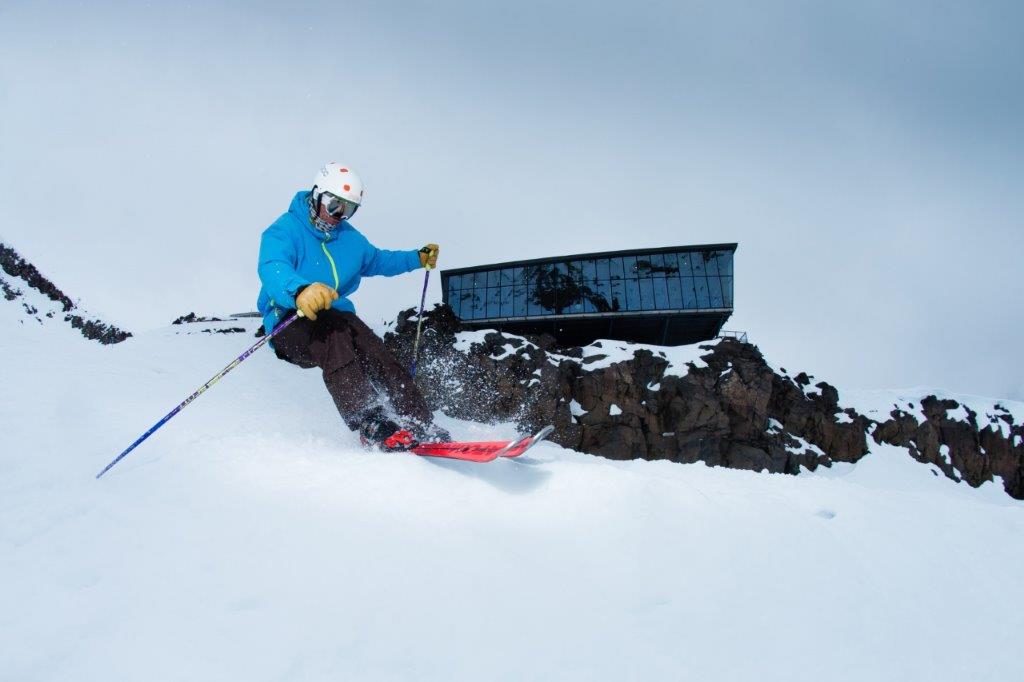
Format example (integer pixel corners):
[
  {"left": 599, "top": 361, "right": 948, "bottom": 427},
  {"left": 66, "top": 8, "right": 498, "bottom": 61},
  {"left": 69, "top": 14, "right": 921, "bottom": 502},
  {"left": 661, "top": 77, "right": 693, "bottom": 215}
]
[{"left": 257, "top": 191, "right": 422, "bottom": 337}]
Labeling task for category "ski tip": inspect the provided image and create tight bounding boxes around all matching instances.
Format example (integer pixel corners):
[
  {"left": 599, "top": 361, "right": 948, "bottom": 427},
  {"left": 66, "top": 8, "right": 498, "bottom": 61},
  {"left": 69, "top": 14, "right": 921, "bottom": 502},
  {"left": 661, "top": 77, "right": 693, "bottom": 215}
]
[{"left": 500, "top": 425, "right": 556, "bottom": 458}]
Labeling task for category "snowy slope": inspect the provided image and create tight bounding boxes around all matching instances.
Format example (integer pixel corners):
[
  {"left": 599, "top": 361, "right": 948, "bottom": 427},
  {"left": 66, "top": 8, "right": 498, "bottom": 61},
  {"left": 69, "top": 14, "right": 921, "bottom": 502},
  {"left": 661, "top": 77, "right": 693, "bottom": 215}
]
[{"left": 1, "top": 308, "right": 1022, "bottom": 682}]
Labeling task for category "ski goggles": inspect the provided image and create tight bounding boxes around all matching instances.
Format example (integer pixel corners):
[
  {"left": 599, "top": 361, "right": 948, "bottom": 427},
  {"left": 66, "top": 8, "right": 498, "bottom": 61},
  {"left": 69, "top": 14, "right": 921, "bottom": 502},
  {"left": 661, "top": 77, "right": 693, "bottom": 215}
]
[{"left": 320, "top": 192, "right": 359, "bottom": 220}]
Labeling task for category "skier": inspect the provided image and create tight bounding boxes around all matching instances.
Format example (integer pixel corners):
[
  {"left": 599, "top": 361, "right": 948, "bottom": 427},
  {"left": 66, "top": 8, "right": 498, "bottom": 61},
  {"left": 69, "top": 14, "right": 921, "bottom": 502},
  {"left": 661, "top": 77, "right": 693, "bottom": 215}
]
[{"left": 257, "top": 162, "right": 447, "bottom": 451}]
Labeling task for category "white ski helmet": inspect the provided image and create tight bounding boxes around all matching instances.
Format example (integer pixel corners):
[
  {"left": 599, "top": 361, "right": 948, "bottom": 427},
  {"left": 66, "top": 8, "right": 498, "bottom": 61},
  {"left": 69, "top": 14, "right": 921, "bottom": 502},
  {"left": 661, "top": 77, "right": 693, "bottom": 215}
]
[{"left": 309, "top": 162, "right": 365, "bottom": 231}]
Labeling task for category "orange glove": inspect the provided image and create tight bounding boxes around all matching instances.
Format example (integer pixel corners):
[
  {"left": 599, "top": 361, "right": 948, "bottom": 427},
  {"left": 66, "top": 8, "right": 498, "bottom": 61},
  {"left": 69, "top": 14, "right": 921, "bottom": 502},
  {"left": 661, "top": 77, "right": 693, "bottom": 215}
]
[
  {"left": 295, "top": 283, "right": 338, "bottom": 321},
  {"left": 419, "top": 244, "right": 440, "bottom": 269}
]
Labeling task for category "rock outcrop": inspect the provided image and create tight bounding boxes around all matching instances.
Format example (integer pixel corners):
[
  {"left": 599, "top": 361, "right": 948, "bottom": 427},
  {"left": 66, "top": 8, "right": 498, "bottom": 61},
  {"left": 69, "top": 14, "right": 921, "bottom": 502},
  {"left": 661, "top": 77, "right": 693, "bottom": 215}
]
[
  {"left": 0, "top": 241, "right": 131, "bottom": 344},
  {"left": 384, "top": 304, "right": 1024, "bottom": 500},
  {"left": 171, "top": 312, "right": 246, "bottom": 334},
  {"left": 872, "top": 397, "right": 1021, "bottom": 494}
]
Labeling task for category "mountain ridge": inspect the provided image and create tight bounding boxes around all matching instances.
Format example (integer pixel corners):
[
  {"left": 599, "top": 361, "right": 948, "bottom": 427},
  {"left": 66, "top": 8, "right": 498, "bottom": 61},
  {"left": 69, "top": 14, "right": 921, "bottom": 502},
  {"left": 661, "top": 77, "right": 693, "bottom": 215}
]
[{"left": 0, "top": 240, "right": 131, "bottom": 344}]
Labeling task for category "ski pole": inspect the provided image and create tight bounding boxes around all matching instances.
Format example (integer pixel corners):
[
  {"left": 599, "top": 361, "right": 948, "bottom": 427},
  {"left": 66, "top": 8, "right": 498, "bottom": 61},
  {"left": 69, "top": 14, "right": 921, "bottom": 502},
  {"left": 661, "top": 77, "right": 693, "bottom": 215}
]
[
  {"left": 96, "top": 310, "right": 305, "bottom": 479},
  {"left": 410, "top": 246, "right": 436, "bottom": 377}
]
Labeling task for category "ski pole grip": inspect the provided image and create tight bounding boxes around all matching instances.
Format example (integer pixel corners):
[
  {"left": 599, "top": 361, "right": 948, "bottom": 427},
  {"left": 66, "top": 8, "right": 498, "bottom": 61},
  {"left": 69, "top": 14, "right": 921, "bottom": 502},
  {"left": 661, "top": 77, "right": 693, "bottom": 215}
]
[{"left": 419, "top": 245, "right": 438, "bottom": 270}]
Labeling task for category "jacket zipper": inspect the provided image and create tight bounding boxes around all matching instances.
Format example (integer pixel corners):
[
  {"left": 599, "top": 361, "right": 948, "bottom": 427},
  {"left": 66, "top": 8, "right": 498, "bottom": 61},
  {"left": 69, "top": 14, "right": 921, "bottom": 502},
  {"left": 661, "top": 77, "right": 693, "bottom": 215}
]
[{"left": 321, "top": 239, "right": 340, "bottom": 291}]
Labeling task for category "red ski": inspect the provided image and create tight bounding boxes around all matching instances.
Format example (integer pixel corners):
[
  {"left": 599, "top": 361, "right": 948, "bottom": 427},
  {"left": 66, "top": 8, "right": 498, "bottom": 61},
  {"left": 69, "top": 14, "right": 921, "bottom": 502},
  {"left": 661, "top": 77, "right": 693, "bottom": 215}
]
[{"left": 410, "top": 425, "right": 554, "bottom": 463}]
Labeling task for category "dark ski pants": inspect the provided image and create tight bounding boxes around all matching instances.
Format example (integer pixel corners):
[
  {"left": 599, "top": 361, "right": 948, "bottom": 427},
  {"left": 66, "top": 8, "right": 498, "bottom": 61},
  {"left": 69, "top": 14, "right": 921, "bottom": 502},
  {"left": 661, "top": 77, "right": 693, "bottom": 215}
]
[{"left": 272, "top": 310, "right": 433, "bottom": 431}]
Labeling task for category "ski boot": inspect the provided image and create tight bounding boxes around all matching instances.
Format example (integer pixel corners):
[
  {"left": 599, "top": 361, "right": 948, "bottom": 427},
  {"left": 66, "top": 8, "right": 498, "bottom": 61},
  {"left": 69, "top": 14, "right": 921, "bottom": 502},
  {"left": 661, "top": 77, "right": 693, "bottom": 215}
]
[{"left": 358, "top": 411, "right": 418, "bottom": 452}]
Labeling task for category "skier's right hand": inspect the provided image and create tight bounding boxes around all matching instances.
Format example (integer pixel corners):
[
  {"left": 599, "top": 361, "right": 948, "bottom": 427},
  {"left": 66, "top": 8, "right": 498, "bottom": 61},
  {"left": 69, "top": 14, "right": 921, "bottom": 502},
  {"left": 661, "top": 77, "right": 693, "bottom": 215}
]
[{"left": 295, "top": 283, "right": 338, "bottom": 321}]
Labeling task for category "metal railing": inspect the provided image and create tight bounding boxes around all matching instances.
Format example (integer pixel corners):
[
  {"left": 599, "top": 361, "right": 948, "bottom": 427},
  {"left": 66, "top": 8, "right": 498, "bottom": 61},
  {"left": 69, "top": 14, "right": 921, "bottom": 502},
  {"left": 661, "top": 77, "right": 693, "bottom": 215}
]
[{"left": 717, "top": 330, "right": 749, "bottom": 343}]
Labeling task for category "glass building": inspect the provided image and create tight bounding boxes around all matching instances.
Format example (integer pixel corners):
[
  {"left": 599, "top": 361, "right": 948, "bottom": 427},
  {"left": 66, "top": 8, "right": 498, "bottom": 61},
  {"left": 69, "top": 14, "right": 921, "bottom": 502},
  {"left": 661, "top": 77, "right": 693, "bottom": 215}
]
[{"left": 442, "top": 244, "right": 736, "bottom": 347}]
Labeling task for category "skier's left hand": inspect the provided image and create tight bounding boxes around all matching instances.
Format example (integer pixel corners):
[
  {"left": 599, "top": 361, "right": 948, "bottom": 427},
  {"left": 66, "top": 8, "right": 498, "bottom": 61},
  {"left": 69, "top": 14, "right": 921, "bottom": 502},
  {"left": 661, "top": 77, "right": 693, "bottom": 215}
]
[{"left": 419, "top": 244, "right": 440, "bottom": 269}]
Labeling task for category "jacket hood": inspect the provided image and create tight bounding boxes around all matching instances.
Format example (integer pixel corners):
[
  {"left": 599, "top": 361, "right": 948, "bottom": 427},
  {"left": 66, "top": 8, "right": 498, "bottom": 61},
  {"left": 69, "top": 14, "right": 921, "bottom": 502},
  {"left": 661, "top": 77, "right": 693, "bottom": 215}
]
[{"left": 289, "top": 190, "right": 352, "bottom": 241}]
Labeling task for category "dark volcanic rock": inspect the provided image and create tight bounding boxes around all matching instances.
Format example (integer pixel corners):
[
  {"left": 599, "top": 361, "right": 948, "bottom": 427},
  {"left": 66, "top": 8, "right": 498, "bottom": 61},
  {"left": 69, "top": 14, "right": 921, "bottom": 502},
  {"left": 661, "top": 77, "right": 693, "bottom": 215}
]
[
  {"left": 1, "top": 277, "right": 21, "bottom": 301},
  {"left": 1, "top": 241, "right": 132, "bottom": 344},
  {"left": 170, "top": 312, "right": 248, "bottom": 335},
  {"left": 172, "top": 312, "right": 228, "bottom": 324},
  {"left": 384, "top": 304, "right": 1024, "bottom": 500},
  {"left": 202, "top": 327, "right": 246, "bottom": 334},
  {"left": 0, "top": 242, "right": 75, "bottom": 311},
  {"left": 872, "top": 396, "right": 1024, "bottom": 498}
]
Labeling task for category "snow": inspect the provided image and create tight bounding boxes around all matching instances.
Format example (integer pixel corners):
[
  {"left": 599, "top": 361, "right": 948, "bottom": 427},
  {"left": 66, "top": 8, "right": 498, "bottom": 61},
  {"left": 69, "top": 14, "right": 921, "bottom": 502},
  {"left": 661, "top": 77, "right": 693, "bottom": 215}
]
[
  {"left": 578, "top": 338, "right": 717, "bottom": 376},
  {"left": 490, "top": 342, "right": 519, "bottom": 360},
  {"left": 609, "top": 404, "right": 622, "bottom": 416},
  {"left": 2, "top": 314, "right": 1024, "bottom": 681},
  {"left": 0, "top": 269, "right": 77, "bottom": 332},
  {"left": 835, "top": 411, "right": 854, "bottom": 424},
  {"left": 452, "top": 329, "right": 493, "bottom": 353},
  {"left": 947, "top": 403, "right": 971, "bottom": 423},
  {"left": 456, "top": 333, "right": 523, "bottom": 361},
  {"left": 454, "top": 329, "right": 718, "bottom": 380},
  {"left": 453, "top": 329, "right": 572, "bottom": 369},
  {"left": 844, "top": 388, "right": 1023, "bottom": 439},
  {"left": 784, "top": 433, "right": 826, "bottom": 457},
  {"left": 569, "top": 399, "right": 586, "bottom": 418}
]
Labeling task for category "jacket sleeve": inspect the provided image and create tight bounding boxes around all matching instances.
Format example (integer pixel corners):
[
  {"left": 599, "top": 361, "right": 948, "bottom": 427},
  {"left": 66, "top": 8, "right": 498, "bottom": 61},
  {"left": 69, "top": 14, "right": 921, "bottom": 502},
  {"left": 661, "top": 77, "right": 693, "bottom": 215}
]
[
  {"left": 360, "top": 240, "right": 422, "bottom": 277},
  {"left": 258, "top": 223, "right": 311, "bottom": 309}
]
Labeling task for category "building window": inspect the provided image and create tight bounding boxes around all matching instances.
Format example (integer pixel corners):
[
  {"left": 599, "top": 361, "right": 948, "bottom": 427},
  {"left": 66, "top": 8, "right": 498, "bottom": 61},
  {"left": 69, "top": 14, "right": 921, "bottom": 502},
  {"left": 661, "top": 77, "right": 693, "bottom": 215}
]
[{"left": 445, "top": 246, "right": 734, "bottom": 321}]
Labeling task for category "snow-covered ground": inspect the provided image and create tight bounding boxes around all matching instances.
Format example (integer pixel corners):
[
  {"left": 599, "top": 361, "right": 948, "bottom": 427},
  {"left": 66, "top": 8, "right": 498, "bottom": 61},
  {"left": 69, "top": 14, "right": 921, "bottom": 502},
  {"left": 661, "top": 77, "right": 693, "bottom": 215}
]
[{"left": 2, "top": 306, "right": 1022, "bottom": 681}]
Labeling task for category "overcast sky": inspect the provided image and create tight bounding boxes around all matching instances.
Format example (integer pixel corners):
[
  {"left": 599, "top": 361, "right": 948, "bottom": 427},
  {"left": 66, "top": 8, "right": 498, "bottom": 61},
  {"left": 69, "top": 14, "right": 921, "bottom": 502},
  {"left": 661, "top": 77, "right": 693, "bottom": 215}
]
[{"left": 1, "top": 0, "right": 1021, "bottom": 400}]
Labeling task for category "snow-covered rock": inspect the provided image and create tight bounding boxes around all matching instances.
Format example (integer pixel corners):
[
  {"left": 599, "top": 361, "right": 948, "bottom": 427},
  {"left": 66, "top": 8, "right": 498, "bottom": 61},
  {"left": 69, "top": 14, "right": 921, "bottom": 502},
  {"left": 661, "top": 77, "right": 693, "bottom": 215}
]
[
  {"left": 0, "top": 240, "right": 131, "bottom": 344},
  {"left": 385, "top": 305, "right": 1024, "bottom": 500}
]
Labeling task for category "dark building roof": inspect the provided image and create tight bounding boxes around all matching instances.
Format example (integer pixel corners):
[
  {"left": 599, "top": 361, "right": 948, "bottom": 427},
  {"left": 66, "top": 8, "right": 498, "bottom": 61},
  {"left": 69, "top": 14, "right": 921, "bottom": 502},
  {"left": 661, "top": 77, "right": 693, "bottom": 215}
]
[{"left": 441, "top": 243, "right": 736, "bottom": 347}]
